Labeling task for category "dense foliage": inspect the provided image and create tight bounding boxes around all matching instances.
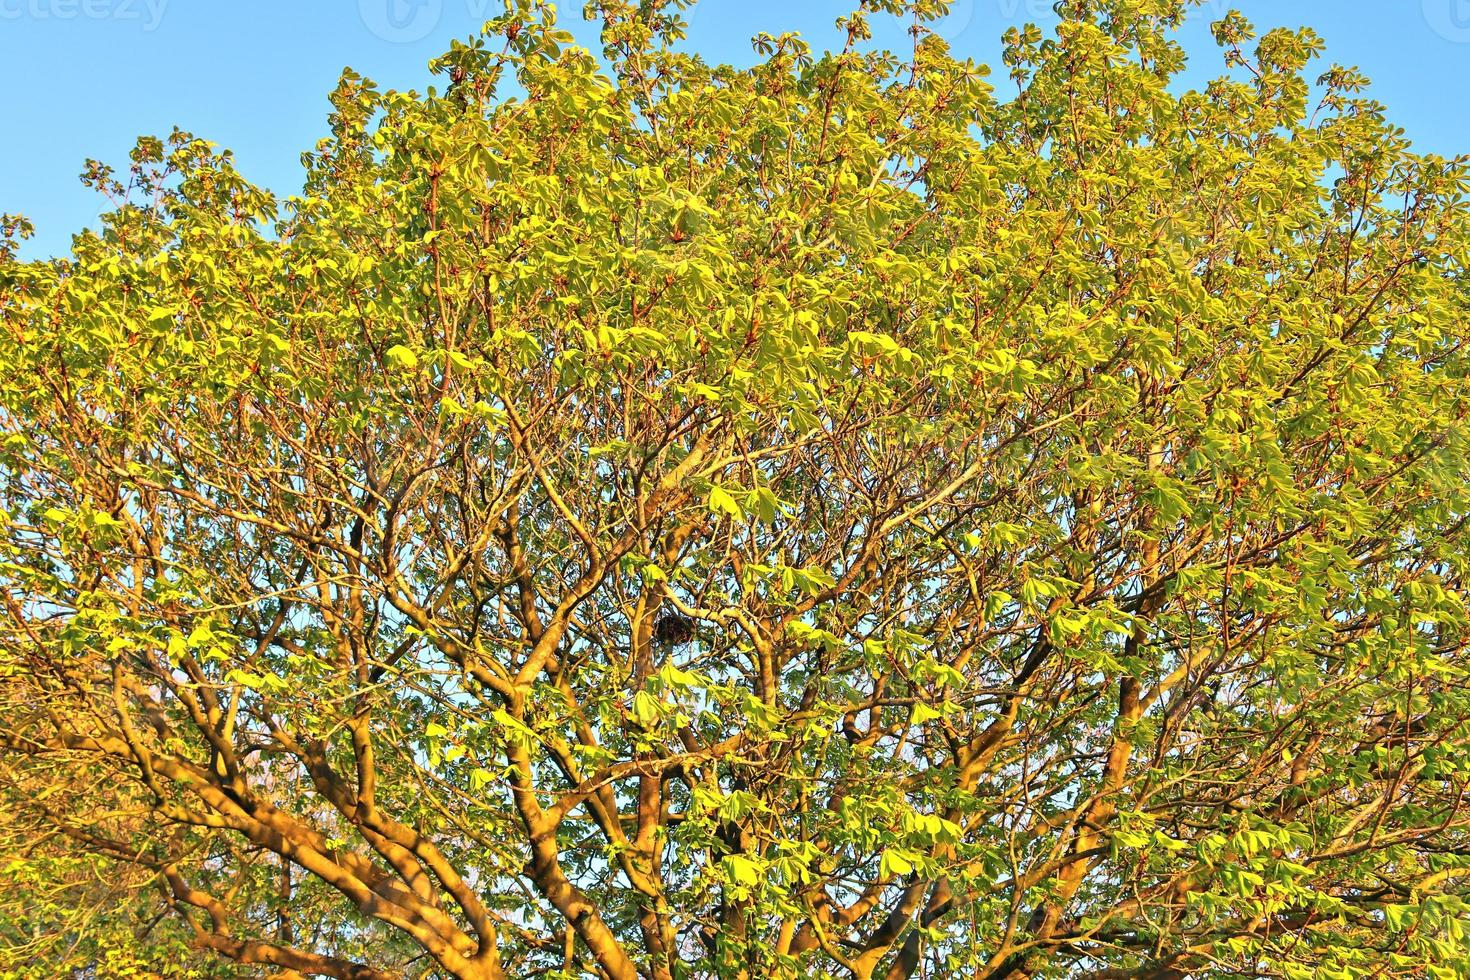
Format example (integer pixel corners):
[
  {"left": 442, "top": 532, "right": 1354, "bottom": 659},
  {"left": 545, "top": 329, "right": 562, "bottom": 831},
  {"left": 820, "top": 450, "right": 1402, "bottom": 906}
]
[{"left": 2, "top": 1, "right": 1470, "bottom": 977}]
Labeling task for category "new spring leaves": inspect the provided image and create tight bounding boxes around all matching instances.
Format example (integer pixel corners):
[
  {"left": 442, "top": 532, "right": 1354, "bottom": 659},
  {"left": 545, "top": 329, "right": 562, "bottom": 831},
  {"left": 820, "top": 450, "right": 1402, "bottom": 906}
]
[{"left": 1, "top": 1, "right": 1469, "bottom": 979}]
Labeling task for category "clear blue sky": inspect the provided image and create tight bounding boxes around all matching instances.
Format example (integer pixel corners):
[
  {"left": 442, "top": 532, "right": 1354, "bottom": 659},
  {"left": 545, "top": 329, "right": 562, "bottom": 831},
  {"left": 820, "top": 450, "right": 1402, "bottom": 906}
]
[{"left": 3, "top": 1, "right": 1467, "bottom": 259}]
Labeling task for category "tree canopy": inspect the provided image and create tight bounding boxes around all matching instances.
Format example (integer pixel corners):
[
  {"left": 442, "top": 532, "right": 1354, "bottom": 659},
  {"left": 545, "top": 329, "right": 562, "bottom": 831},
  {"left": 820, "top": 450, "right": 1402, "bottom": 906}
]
[{"left": 2, "top": 1, "right": 1470, "bottom": 977}]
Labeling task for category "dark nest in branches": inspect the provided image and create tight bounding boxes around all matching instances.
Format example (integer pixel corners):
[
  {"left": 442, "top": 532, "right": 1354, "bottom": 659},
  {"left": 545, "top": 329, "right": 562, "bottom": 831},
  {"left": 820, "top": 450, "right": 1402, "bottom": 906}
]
[{"left": 653, "top": 614, "right": 696, "bottom": 648}]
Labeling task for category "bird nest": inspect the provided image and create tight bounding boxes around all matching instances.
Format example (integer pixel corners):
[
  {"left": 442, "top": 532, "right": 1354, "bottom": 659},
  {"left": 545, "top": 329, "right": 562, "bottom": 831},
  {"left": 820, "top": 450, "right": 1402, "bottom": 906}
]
[{"left": 653, "top": 614, "right": 696, "bottom": 647}]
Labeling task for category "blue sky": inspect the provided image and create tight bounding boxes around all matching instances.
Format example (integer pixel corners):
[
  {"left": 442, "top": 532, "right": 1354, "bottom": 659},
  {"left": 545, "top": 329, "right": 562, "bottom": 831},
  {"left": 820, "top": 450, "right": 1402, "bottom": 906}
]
[{"left": 2, "top": 1, "right": 1467, "bottom": 259}]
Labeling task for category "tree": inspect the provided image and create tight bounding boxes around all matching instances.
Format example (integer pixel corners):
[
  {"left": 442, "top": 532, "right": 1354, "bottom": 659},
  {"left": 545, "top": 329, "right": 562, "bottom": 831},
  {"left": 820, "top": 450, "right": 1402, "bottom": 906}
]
[{"left": 2, "top": 0, "right": 1469, "bottom": 976}]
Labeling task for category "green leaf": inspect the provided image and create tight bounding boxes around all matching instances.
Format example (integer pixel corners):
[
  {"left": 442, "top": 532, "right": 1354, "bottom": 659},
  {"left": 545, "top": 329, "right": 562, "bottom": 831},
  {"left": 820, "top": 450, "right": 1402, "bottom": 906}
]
[
  {"left": 910, "top": 702, "right": 945, "bottom": 725},
  {"left": 724, "top": 855, "right": 761, "bottom": 887},
  {"left": 707, "top": 486, "right": 744, "bottom": 520},
  {"left": 880, "top": 850, "right": 915, "bottom": 879},
  {"left": 632, "top": 690, "right": 663, "bottom": 727},
  {"left": 386, "top": 345, "right": 419, "bottom": 370}
]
